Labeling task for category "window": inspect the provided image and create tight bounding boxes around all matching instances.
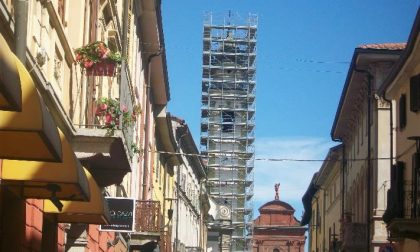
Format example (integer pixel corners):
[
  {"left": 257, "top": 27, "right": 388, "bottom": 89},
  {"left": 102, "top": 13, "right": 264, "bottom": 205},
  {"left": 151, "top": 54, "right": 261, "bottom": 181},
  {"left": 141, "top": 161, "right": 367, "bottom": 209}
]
[
  {"left": 399, "top": 94, "right": 407, "bottom": 130},
  {"left": 413, "top": 154, "right": 420, "bottom": 218},
  {"left": 155, "top": 152, "right": 161, "bottom": 184},
  {"left": 384, "top": 162, "right": 404, "bottom": 223},
  {"left": 180, "top": 173, "right": 186, "bottom": 192},
  {"left": 410, "top": 74, "right": 420, "bottom": 112},
  {"left": 273, "top": 249, "right": 279, "bottom": 252}
]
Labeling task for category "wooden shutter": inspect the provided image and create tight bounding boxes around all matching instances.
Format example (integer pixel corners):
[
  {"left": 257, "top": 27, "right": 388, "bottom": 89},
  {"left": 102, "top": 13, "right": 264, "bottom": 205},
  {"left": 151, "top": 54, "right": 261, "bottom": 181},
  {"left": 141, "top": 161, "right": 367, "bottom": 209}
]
[
  {"left": 413, "top": 153, "right": 420, "bottom": 217},
  {"left": 395, "top": 161, "right": 404, "bottom": 218},
  {"left": 410, "top": 74, "right": 420, "bottom": 112},
  {"left": 399, "top": 94, "right": 407, "bottom": 130},
  {"left": 384, "top": 162, "right": 405, "bottom": 223}
]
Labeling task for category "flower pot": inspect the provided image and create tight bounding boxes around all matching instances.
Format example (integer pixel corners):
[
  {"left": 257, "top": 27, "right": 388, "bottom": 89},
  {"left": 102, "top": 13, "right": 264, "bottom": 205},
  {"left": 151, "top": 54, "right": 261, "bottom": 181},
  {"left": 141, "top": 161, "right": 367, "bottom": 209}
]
[{"left": 85, "top": 61, "right": 116, "bottom": 76}]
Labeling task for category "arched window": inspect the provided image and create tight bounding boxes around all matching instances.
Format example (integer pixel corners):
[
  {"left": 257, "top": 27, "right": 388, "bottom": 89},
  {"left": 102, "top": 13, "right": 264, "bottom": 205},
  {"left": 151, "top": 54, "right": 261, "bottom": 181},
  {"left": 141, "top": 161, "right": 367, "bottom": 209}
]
[{"left": 273, "top": 249, "right": 280, "bottom": 252}]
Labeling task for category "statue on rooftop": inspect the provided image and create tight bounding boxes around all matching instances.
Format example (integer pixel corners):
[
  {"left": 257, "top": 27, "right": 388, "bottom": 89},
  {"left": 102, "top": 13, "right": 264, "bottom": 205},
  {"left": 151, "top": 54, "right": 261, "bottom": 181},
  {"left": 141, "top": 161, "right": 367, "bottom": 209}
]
[{"left": 274, "top": 183, "right": 280, "bottom": 200}]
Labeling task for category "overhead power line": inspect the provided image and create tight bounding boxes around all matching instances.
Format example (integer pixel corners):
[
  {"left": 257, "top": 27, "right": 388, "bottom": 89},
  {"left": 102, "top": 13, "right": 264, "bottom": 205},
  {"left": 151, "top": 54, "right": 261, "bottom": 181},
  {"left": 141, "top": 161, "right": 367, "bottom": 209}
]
[{"left": 151, "top": 150, "right": 394, "bottom": 163}]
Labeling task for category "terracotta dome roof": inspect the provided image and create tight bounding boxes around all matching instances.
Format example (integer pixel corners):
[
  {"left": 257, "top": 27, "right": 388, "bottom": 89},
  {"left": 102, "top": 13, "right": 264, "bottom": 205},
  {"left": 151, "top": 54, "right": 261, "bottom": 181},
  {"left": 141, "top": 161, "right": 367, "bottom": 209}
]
[{"left": 258, "top": 199, "right": 295, "bottom": 214}]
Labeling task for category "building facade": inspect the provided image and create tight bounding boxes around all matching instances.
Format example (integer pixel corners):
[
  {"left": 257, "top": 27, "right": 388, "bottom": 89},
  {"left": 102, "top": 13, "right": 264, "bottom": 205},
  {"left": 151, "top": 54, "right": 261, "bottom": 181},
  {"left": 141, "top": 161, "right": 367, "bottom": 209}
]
[
  {"left": 0, "top": 0, "right": 181, "bottom": 251},
  {"left": 381, "top": 8, "right": 420, "bottom": 252},
  {"left": 302, "top": 145, "right": 342, "bottom": 252},
  {"left": 253, "top": 185, "right": 306, "bottom": 252},
  {"left": 200, "top": 12, "right": 257, "bottom": 251},
  {"left": 170, "top": 117, "right": 208, "bottom": 252},
  {"left": 330, "top": 43, "right": 404, "bottom": 252}
]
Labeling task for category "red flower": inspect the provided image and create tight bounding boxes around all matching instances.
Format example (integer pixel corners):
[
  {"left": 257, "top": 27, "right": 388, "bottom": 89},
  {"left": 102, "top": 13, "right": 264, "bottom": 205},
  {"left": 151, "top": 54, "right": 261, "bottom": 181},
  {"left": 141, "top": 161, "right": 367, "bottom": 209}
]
[
  {"left": 105, "top": 113, "right": 113, "bottom": 125},
  {"left": 84, "top": 60, "right": 94, "bottom": 68},
  {"left": 95, "top": 107, "right": 102, "bottom": 116},
  {"left": 76, "top": 53, "right": 83, "bottom": 61}
]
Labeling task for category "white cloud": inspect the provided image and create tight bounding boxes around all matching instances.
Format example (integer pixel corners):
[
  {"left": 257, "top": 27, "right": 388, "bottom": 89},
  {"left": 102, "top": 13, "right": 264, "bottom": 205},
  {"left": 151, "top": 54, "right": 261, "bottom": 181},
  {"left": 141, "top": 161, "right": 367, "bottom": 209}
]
[{"left": 252, "top": 137, "right": 336, "bottom": 217}]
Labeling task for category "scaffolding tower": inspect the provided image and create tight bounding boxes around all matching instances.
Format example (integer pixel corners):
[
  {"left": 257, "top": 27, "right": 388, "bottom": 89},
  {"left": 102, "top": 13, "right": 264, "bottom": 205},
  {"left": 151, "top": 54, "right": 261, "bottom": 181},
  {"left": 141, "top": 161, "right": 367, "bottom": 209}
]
[{"left": 200, "top": 12, "right": 257, "bottom": 252}]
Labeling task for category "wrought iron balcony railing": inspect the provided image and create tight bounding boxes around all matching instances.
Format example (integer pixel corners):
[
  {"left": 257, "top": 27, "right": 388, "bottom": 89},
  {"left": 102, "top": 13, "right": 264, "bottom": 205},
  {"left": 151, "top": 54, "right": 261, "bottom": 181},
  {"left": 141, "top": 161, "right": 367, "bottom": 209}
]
[{"left": 134, "top": 200, "right": 161, "bottom": 233}]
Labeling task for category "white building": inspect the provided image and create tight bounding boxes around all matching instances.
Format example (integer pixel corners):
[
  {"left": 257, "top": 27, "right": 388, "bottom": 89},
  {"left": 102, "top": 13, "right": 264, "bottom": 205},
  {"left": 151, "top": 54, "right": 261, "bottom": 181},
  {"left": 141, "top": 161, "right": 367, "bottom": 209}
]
[{"left": 171, "top": 117, "right": 208, "bottom": 252}]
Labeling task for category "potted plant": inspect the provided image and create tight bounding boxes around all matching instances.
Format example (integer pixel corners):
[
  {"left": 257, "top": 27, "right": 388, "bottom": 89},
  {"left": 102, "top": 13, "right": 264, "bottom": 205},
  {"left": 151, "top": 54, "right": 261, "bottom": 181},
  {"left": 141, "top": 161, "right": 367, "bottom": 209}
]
[
  {"left": 95, "top": 97, "right": 138, "bottom": 135},
  {"left": 74, "top": 41, "right": 122, "bottom": 76}
]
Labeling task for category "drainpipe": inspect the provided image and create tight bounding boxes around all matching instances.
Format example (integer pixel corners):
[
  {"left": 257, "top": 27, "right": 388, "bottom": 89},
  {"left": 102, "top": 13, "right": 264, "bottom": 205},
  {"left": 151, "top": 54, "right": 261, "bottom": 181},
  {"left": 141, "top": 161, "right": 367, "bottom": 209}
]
[
  {"left": 355, "top": 69, "right": 373, "bottom": 251},
  {"left": 314, "top": 195, "right": 319, "bottom": 252},
  {"left": 14, "top": 0, "right": 28, "bottom": 61},
  {"left": 160, "top": 155, "right": 170, "bottom": 251},
  {"left": 12, "top": 1, "right": 28, "bottom": 249},
  {"left": 142, "top": 50, "right": 162, "bottom": 200},
  {"left": 331, "top": 138, "right": 345, "bottom": 243},
  {"left": 121, "top": 0, "right": 129, "bottom": 92},
  {"left": 382, "top": 95, "right": 394, "bottom": 174},
  {"left": 323, "top": 188, "right": 326, "bottom": 252}
]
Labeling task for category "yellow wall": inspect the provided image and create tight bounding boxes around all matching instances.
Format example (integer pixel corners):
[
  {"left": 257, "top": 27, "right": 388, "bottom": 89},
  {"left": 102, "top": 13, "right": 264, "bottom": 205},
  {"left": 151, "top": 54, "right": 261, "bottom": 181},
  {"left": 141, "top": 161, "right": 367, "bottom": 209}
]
[{"left": 385, "top": 37, "right": 420, "bottom": 251}]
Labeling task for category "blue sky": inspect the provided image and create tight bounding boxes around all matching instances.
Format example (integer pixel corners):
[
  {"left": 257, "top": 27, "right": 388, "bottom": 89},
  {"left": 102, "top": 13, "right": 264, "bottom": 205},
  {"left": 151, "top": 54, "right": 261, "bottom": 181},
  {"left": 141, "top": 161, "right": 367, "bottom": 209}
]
[{"left": 162, "top": 1, "right": 419, "bottom": 222}]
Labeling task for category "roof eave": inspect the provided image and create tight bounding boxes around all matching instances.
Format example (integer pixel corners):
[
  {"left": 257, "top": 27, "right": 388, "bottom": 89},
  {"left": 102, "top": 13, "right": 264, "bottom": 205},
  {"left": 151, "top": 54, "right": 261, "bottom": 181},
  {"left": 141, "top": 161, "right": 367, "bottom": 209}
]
[{"left": 378, "top": 9, "right": 420, "bottom": 97}]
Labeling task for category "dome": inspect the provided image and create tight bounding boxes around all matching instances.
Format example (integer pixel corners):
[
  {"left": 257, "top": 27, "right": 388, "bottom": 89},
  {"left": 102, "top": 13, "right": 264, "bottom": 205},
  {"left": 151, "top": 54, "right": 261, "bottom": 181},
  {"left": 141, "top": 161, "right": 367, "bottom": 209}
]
[{"left": 258, "top": 199, "right": 295, "bottom": 214}]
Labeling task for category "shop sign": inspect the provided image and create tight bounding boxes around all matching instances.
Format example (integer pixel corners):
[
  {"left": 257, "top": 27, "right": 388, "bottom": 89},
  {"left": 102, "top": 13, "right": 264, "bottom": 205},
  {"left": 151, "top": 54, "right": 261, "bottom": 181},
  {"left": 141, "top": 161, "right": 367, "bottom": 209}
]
[{"left": 100, "top": 197, "right": 135, "bottom": 232}]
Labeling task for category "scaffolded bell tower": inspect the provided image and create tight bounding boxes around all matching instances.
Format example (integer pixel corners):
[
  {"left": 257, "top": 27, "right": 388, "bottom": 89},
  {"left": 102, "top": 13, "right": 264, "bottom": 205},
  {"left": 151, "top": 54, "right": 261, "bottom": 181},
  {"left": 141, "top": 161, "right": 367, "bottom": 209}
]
[{"left": 200, "top": 12, "right": 257, "bottom": 251}]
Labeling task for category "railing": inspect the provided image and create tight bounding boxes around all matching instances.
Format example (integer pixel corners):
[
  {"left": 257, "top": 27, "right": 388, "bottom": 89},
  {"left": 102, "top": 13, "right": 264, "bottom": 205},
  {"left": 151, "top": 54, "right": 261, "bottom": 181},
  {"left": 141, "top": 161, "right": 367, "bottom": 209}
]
[
  {"left": 74, "top": 64, "right": 135, "bottom": 157},
  {"left": 201, "top": 117, "right": 255, "bottom": 125},
  {"left": 160, "top": 230, "right": 172, "bottom": 252},
  {"left": 135, "top": 200, "right": 161, "bottom": 233},
  {"left": 206, "top": 130, "right": 255, "bottom": 139},
  {"left": 120, "top": 64, "right": 135, "bottom": 158}
]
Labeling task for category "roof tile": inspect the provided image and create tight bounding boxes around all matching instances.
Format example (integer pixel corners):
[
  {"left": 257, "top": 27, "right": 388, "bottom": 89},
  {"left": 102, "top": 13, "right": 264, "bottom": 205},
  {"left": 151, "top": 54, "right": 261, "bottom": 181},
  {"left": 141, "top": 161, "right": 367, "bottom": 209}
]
[{"left": 357, "top": 43, "right": 406, "bottom": 50}]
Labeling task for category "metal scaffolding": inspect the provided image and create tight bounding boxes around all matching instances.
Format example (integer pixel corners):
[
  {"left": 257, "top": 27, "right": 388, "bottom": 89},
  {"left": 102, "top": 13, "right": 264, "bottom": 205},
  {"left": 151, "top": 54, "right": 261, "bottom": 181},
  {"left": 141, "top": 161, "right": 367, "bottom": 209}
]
[{"left": 200, "top": 11, "right": 257, "bottom": 252}]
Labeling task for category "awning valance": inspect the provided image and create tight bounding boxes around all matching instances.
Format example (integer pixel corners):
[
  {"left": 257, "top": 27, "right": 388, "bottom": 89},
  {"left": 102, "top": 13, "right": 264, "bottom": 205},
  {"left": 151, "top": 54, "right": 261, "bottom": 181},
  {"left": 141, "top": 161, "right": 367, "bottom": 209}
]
[
  {"left": 0, "top": 42, "right": 62, "bottom": 162},
  {"left": 0, "top": 33, "right": 21, "bottom": 111},
  {"left": 1, "top": 130, "right": 89, "bottom": 201},
  {"left": 43, "top": 168, "right": 110, "bottom": 225}
]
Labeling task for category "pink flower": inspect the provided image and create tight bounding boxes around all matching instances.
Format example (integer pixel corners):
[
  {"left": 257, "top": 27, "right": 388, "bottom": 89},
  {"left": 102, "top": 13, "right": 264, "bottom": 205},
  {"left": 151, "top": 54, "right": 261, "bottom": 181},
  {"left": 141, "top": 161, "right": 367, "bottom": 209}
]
[
  {"left": 84, "top": 60, "right": 94, "bottom": 68},
  {"left": 101, "top": 49, "right": 110, "bottom": 59},
  {"left": 99, "top": 103, "right": 107, "bottom": 111},
  {"left": 105, "top": 113, "right": 113, "bottom": 125},
  {"left": 121, "top": 105, "right": 128, "bottom": 113}
]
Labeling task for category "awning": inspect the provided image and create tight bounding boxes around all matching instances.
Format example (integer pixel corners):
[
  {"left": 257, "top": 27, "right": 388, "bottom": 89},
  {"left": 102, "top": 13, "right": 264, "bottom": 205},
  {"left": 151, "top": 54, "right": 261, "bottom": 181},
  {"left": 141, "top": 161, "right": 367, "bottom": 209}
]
[
  {"left": 0, "top": 34, "right": 21, "bottom": 111},
  {"left": 43, "top": 168, "right": 110, "bottom": 225},
  {"left": 0, "top": 42, "right": 62, "bottom": 162},
  {"left": 1, "top": 130, "right": 90, "bottom": 201}
]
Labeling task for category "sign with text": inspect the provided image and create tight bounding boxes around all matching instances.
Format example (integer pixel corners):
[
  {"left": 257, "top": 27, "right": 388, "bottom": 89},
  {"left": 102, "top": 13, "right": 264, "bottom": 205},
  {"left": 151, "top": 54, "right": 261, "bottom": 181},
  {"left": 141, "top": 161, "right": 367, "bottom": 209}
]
[{"left": 100, "top": 197, "right": 135, "bottom": 232}]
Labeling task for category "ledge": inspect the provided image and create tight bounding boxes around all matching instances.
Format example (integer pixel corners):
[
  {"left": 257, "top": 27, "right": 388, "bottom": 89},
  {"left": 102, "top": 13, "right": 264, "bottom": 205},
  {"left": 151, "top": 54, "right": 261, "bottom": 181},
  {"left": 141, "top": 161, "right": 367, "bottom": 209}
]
[
  {"left": 72, "top": 128, "right": 131, "bottom": 187},
  {"left": 388, "top": 218, "right": 420, "bottom": 240}
]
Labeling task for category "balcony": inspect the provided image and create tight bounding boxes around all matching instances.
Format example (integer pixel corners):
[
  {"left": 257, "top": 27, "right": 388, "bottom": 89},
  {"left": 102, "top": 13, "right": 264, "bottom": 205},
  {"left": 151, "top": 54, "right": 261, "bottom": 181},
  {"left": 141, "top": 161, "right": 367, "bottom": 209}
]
[
  {"left": 386, "top": 182, "right": 420, "bottom": 240},
  {"left": 72, "top": 65, "right": 135, "bottom": 187},
  {"left": 130, "top": 200, "right": 161, "bottom": 246},
  {"left": 341, "top": 223, "right": 367, "bottom": 250}
]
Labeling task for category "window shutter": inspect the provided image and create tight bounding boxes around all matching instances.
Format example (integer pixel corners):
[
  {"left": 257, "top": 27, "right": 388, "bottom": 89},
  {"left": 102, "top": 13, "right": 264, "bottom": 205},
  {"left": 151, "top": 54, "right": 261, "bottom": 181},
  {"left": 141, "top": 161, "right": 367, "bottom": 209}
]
[
  {"left": 410, "top": 74, "right": 420, "bottom": 112},
  {"left": 384, "top": 162, "right": 404, "bottom": 223},
  {"left": 399, "top": 94, "right": 407, "bottom": 130},
  {"left": 395, "top": 161, "right": 404, "bottom": 218},
  {"left": 413, "top": 153, "right": 420, "bottom": 217}
]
